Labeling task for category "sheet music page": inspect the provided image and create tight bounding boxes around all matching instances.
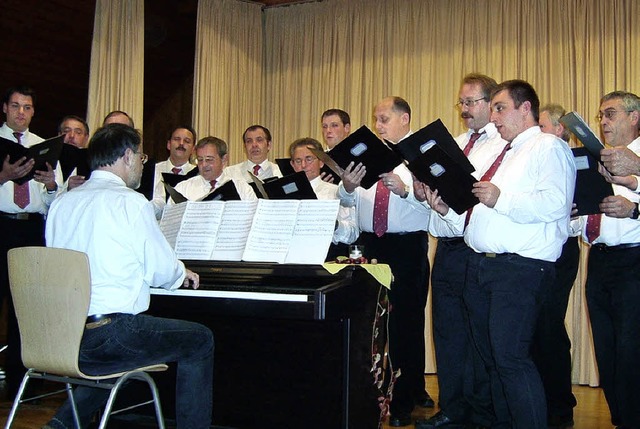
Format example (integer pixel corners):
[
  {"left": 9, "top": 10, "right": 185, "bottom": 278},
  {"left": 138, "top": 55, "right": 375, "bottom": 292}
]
[
  {"left": 159, "top": 202, "right": 188, "bottom": 249},
  {"left": 242, "top": 200, "right": 300, "bottom": 263},
  {"left": 286, "top": 199, "right": 340, "bottom": 264},
  {"left": 211, "top": 200, "right": 258, "bottom": 261},
  {"left": 175, "top": 201, "right": 225, "bottom": 260}
]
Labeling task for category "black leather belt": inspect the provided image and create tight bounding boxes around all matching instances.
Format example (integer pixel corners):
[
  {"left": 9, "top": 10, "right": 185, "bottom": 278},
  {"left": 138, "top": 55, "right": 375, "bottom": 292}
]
[
  {"left": 0, "top": 211, "right": 43, "bottom": 221},
  {"left": 438, "top": 237, "right": 465, "bottom": 245},
  {"left": 85, "top": 313, "right": 120, "bottom": 329},
  {"left": 592, "top": 242, "right": 640, "bottom": 252}
]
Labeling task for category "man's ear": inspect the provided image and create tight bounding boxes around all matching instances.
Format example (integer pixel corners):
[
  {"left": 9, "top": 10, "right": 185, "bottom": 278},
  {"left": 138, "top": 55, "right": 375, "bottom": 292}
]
[
  {"left": 345, "top": 123, "right": 351, "bottom": 134},
  {"left": 222, "top": 154, "right": 229, "bottom": 167},
  {"left": 123, "top": 147, "right": 135, "bottom": 167}
]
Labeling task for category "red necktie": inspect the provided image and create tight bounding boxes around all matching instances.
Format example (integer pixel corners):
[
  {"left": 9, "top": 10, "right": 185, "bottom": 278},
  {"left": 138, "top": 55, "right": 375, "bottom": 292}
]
[
  {"left": 373, "top": 180, "right": 390, "bottom": 237},
  {"left": 210, "top": 180, "right": 217, "bottom": 191},
  {"left": 13, "top": 132, "right": 30, "bottom": 209},
  {"left": 253, "top": 164, "right": 261, "bottom": 176},
  {"left": 463, "top": 131, "right": 484, "bottom": 156},
  {"left": 171, "top": 167, "right": 181, "bottom": 174},
  {"left": 465, "top": 143, "right": 512, "bottom": 227},
  {"left": 586, "top": 213, "right": 602, "bottom": 243}
]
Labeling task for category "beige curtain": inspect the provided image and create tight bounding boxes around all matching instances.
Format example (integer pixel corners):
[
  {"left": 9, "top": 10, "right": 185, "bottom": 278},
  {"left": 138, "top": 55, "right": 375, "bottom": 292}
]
[
  {"left": 193, "top": 0, "right": 264, "bottom": 165},
  {"left": 87, "top": 0, "right": 145, "bottom": 138}
]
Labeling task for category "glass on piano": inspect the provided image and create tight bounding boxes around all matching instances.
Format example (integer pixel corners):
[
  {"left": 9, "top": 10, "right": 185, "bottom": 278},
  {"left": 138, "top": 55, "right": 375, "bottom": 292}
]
[{"left": 348, "top": 245, "right": 367, "bottom": 264}]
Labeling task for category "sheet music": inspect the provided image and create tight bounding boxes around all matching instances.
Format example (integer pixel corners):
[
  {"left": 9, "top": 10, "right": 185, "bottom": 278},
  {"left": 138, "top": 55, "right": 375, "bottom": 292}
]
[
  {"left": 159, "top": 203, "right": 188, "bottom": 249},
  {"left": 242, "top": 200, "right": 300, "bottom": 263},
  {"left": 286, "top": 200, "right": 340, "bottom": 264},
  {"left": 211, "top": 200, "right": 258, "bottom": 261},
  {"left": 175, "top": 201, "right": 225, "bottom": 260}
]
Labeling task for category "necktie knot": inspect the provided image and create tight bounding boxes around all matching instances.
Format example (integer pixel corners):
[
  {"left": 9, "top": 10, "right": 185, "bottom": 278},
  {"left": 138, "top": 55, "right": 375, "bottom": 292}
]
[
  {"left": 13, "top": 132, "right": 23, "bottom": 145},
  {"left": 252, "top": 164, "right": 261, "bottom": 176},
  {"left": 210, "top": 180, "right": 217, "bottom": 191},
  {"left": 171, "top": 167, "right": 182, "bottom": 175}
]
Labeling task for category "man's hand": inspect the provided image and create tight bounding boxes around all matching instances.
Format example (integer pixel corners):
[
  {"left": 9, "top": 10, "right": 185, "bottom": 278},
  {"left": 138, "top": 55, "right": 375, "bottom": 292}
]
[
  {"left": 601, "top": 147, "right": 640, "bottom": 177},
  {"left": 319, "top": 171, "right": 335, "bottom": 184},
  {"left": 425, "top": 186, "right": 450, "bottom": 216},
  {"left": 0, "top": 155, "right": 34, "bottom": 185},
  {"left": 379, "top": 172, "right": 406, "bottom": 196},
  {"left": 599, "top": 195, "right": 636, "bottom": 219},
  {"left": 341, "top": 162, "right": 366, "bottom": 193},
  {"left": 412, "top": 177, "right": 427, "bottom": 202},
  {"left": 471, "top": 181, "right": 500, "bottom": 208},
  {"left": 33, "top": 162, "right": 57, "bottom": 191},
  {"left": 598, "top": 162, "right": 638, "bottom": 191},
  {"left": 183, "top": 269, "right": 200, "bottom": 289},
  {"left": 67, "top": 175, "right": 86, "bottom": 190}
]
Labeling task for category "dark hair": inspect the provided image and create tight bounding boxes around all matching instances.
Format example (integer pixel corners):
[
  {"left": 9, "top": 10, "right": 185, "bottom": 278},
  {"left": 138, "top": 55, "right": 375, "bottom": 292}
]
[
  {"left": 167, "top": 125, "right": 197, "bottom": 143},
  {"left": 492, "top": 79, "right": 540, "bottom": 122},
  {"left": 288, "top": 137, "right": 323, "bottom": 158},
  {"left": 58, "top": 115, "right": 90, "bottom": 135},
  {"left": 3, "top": 85, "right": 36, "bottom": 106},
  {"left": 88, "top": 124, "right": 141, "bottom": 170},
  {"left": 102, "top": 110, "right": 135, "bottom": 128},
  {"left": 390, "top": 96, "right": 411, "bottom": 119},
  {"left": 321, "top": 109, "right": 351, "bottom": 126},
  {"left": 242, "top": 125, "right": 272, "bottom": 143},
  {"left": 461, "top": 73, "right": 498, "bottom": 100},
  {"left": 196, "top": 136, "right": 228, "bottom": 158}
]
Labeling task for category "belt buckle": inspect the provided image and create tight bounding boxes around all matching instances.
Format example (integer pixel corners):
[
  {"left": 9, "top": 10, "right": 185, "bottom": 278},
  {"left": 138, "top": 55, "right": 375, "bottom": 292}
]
[
  {"left": 485, "top": 252, "right": 497, "bottom": 258},
  {"left": 85, "top": 317, "right": 112, "bottom": 330},
  {"left": 16, "top": 213, "right": 29, "bottom": 220}
]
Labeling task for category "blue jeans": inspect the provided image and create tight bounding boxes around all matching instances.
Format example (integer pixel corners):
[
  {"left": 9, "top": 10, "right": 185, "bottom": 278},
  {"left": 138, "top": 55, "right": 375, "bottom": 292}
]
[
  {"left": 464, "top": 252, "right": 551, "bottom": 429},
  {"left": 47, "top": 313, "right": 214, "bottom": 429}
]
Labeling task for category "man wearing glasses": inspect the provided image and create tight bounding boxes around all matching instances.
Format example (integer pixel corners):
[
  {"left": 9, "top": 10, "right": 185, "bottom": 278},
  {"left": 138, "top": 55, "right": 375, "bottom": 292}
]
[{"left": 574, "top": 91, "right": 640, "bottom": 429}]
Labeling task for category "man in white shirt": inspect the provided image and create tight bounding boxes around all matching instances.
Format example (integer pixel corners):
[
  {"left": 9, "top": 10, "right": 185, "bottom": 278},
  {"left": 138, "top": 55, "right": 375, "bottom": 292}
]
[
  {"left": 225, "top": 125, "right": 282, "bottom": 182},
  {"left": 172, "top": 136, "right": 257, "bottom": 202},
  {"left": 575, "top": 91, "right": 640, "bottom": 429},
  {"left": 415, "top": 74, "right": 504, "bottom": 429},
  {"left": 0, "top": 85, "right": 61, "bottom": 397},
  {"left": 463, "top": 80, "right": 575, "bottom": 429},
  {"left": 151, "top": 126, "right": 197, "bottom": 218},
  {"left": 44, "top": 123, "right": 213, "bottom": 429},
  {"left": 339, "top": 96, "right": 432, "bottom": 427},
  {"left": 321, "top": 109, "right": 351, "bottom": 150},
  {"left": 288, "top": 137, "right": 358, "bottom": 254}
]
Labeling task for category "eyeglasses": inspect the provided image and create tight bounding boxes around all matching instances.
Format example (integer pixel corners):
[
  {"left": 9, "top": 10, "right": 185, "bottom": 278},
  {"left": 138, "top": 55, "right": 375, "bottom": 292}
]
[
  {"left": 292, "top": 156, "right": 317, "bottom": 166},
  {"left": 455, "top": 97, "right": 486, "bottom": 109},
  {"left": 596, "top": 109, "right": 634, "bottom": 121},
  {"left": 138, "top": 153, "right": 148, "bottom": 164}
]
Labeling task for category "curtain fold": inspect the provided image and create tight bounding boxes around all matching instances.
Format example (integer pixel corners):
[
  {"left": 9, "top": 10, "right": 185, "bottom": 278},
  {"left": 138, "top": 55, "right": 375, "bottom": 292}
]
[{"left": 87, "top": 0, "right": 144, "bottom": 137}]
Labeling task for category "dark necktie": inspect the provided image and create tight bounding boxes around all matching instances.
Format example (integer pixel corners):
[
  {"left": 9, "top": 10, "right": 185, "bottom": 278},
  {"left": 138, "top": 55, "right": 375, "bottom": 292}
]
[
  {"left": 463, "top": 131, "right": 484, "bottom": 156},
  {"left": 373, "top": 180, "right": 391, "bottom": 237},
  {"left": 465, "top": 142, "right": 512, "bottom": 227},
  {"left": 13, "top": 132, "right": 30, "bottom": 209},
  {"left": 171, "top": 167, "right": 181, "bottom": 175},
  {"left": 252, "top": 164, "right": 261, "bottom": 176},
  {"left": 586, "top": 213, "right": 602, "bottom": 243},
  {"left": 210, "top": 180, "right": 217, "bottom": 191}
]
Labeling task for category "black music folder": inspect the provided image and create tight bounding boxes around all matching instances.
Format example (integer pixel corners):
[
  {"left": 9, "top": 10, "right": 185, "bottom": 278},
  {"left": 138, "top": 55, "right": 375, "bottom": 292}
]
[
  {"left": 136, "top": 157, "right": 156, "bottom": 200},
  {"left": 59, "top": 144, "right": 91, "bottom": 181},
  {"left": 407, "top": 142, "right": 479, "bottom": 215},
  {"left": 572, "top": 147, "right": 614, "bottom": 216},
  {"left": 559, "top": 112, "right": 604, "bottom": 161},
  {"left": 250, "top": 171, "right": 317, "bottom": 200},
  {"left": 315, "top": 126, "right": 402, "bottom": 189},
  {"left": 392, "top": 119, "right": 476, "bottom": 175},
  {"left": 164, "top": 179, "right": 242, "bottom": 203},
  {"left": 0, "top": 134, "right": 64, "bottom": 184}
]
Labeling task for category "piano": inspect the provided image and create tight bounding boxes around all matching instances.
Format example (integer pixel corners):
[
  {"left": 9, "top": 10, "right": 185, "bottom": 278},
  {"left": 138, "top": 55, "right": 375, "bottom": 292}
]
[{"left": 120, "top": 261, "right": 384, "bottom": 429}]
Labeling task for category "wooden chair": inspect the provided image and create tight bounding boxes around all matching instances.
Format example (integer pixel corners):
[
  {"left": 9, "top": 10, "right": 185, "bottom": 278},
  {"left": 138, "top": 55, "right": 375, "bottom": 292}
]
[{"left": 5, "top": 246, "right": 167, "bottom": 429}]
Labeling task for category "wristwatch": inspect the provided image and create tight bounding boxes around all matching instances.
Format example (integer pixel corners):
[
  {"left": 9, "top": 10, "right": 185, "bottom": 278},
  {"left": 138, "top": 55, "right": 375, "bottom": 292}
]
[
  {"left": 631, "top": 203, "right": 640, "bottom": 220},
  {"left": 400, "top": 184, "right": 410, "bottom": 199}
]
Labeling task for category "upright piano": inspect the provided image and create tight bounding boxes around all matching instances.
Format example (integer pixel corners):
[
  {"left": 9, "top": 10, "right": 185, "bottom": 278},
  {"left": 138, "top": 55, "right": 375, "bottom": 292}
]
[{"left": 136, "top": 261, "right": 383, "bottom": 429}]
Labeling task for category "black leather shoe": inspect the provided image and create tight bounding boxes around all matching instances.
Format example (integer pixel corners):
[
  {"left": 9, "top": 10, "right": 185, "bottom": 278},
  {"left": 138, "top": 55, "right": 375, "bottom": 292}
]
[
  {"left": 414, "top": 391, "right": 435, "bottom": 408},
  {"left": 548, "top": 414, "right": 574, "bottom": 429},
  {"left": 388, "top": 413, "right": 413, "bottom": 427},
  {"left": 415, "top": 411, "right": 466, "bottom": 429}
]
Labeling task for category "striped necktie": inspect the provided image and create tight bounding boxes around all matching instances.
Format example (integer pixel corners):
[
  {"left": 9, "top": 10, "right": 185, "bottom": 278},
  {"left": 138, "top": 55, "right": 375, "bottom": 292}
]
[{"left": 13, "top": 132, "right": 30, "bottom": 209}]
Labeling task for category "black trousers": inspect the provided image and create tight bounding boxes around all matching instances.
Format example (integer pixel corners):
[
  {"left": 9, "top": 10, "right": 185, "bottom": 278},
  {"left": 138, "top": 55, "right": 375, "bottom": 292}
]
[
  {"left": 357, "top": 231, "right": 429, "bottom": 416},
  {"left": 531, "top": 236, "right": 579, "bottom": 421},
  {"left": 0, "top": 214, "right": 46, "bottom": 397}
]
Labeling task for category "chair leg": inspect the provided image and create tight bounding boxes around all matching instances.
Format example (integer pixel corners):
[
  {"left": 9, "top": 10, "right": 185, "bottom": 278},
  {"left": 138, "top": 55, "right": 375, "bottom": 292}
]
[
  {"left": 3, "top": 371, "right": 32, "bottom": 429},
  {"left": 66, "top": 383, "right": 82, "bottom": 429}
]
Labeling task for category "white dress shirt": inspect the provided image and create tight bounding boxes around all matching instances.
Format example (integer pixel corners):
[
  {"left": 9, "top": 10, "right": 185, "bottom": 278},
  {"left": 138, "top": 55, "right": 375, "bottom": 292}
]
[
  {"left": 151, "top": 158, "right": 197, "bottom": 218},
  {"left": 574, "top": 137, "right": 640, "bottom": 246},
  {"left": 225, "top": 159, "right": 282, "bottom": 182},
  {"left": 464, "top": 126, "right": 576, "bottom": 262},
  {"left": 310, "top": 176, "right": 359, "bottom": 244},
  {"left": 46, "top": 170, "right": 185, "bottom": 315},
  {"left": 0, "top": 122, "right": 62, "bottom": 213},
  {"left": 171, "top": 170, "right": 258, "bottom": 203}
]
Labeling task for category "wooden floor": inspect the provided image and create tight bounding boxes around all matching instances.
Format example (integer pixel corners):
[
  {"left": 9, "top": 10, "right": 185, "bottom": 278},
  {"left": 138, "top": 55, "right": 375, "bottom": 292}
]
[{"left": 0, "top": 375, "right": 615, "bottom": 429}]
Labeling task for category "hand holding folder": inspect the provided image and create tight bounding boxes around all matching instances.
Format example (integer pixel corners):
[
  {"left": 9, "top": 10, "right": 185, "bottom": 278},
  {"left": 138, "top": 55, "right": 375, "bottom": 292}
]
[{"left": 0, "top": 134, "right": 64, "bottom": 184}]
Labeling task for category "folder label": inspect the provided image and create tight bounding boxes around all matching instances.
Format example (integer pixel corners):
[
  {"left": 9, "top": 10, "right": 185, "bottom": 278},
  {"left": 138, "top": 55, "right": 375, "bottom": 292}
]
[
  {"left": 282, "top": 182, "right": 299, "bottom": 194},
  {"left": 351, "top": 142, "right": 368, "bottom": 156},
  {"left": 421, "top": 141, "right": 436, "bottom": 152},
  {"left": 429, "top": 163, "right": 446, "bottom": 177},
  {"left": 574, "top": 155, "right": 590, "bottom": 170}
]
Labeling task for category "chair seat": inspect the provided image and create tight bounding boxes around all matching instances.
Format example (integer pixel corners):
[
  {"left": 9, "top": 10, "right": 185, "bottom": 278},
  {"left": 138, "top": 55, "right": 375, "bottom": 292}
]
[{"left": 80, "top": 363, "right": 169, "bottom": 380}]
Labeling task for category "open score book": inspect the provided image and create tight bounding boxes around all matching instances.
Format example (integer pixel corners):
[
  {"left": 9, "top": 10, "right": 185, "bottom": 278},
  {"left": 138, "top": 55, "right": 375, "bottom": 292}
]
[{"left": 159, "top": 199, "right": 340, "bottom": 264}]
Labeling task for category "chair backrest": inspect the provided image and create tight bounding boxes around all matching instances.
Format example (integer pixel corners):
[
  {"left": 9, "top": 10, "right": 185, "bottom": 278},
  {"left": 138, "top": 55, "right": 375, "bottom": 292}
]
[{"left": 8, "top": 246, "right": 91, "bottom": 377}]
